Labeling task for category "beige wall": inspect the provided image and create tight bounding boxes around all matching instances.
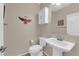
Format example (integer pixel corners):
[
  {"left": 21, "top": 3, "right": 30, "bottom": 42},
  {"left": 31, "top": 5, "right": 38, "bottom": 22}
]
[
  {"left": 53, "top": 3, "right": 79, "bottom": 56},
  {"left": 39, "top": 3, "right": 53, "bottom": 55},
  {"left": 4, "top": 3, "right": 40, "bottom": 56},
  {"left": 4, "top": 3, "right": 79, "bottom": 56},
  {"left": 38, "top": 3, "right": 52, "bottom": 37},
  {"left": 40, "top": 3, "right": 79, "bottom": 56}
]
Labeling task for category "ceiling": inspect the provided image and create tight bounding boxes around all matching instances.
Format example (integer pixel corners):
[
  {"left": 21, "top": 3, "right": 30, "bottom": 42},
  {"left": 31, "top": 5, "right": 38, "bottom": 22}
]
[
  {"left": 51, "top": 3, "right": 71, "bottom": 12},
  {"left": 37, "top": 3, "right": 71, "bottom": 12}
]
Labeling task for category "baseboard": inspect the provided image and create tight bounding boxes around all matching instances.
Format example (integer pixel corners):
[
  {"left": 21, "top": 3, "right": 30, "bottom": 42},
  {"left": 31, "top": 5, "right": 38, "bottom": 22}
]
[
  {"left": 17, "top": 52, "right": 30, "bottom": 56},
  {"left": 17, "top": 51, "right": 48, "bottom": 56}
]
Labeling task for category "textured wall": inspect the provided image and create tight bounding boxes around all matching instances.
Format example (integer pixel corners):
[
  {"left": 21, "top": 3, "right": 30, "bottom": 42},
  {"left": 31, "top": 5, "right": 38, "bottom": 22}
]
[
  {"left": 39, "top": 3, "right": 53, "bottom": 55},
  {"left": 53, "top": 3, "right": 79, "bottom": 56},
  {"left": 38, "top": 3, "right": 52, "bottom": 37},
  {"left": 4, "top": 3, "right": 79, "bottom": 56},
  {"left": 4, "top": 3, "right": 40, "bottom": 56},
  {"left": 40, "top": 3, "right": 79, "bottom": 56}
]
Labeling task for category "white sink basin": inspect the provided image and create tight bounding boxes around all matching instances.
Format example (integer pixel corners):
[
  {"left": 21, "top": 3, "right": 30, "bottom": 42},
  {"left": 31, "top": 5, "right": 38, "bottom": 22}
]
[{"left": 46, "top": 38, "right": 75, "bottom": 52}]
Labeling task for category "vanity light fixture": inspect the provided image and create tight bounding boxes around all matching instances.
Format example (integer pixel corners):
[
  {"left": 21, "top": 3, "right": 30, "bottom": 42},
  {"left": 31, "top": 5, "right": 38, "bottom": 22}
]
[{"left": 18, "top": 16, "right": 32, "bottom": 24}]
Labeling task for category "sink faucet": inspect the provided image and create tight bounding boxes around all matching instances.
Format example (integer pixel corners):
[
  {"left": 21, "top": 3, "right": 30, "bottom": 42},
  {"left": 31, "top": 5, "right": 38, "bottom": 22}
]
[{"left": 57, "top": 37, "right": 63, "bottom": 41}]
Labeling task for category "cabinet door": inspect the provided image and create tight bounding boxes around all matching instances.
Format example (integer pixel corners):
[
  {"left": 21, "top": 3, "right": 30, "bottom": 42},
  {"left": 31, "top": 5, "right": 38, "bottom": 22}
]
[{"left": 38, "top": 7, "right": 48, "bottom": 24}]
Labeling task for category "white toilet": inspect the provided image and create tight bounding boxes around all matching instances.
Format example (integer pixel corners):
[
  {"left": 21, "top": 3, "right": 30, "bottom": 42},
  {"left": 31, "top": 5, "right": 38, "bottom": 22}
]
[{"left": 29, "top": 37, "right": 46, "bottom": 56}]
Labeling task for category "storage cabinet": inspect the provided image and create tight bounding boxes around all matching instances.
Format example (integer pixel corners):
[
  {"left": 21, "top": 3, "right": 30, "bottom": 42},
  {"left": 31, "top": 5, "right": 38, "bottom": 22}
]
[{"left": 38, "top": 7, "right": 48, "bottom": 24}]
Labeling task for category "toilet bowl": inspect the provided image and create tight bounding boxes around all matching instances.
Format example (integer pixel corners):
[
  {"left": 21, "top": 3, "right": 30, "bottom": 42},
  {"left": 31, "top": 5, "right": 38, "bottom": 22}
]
[
  {"left": 29, "top": 45, "right": 43, "bottom": 56},
  {"left": 29, "top": 37, "right": 46, "bottom": 56}
]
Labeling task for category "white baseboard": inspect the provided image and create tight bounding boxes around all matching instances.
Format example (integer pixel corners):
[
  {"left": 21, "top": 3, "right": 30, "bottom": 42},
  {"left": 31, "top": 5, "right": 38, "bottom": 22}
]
[
  {"left": 17, "top": 52, "right": 30, "bottom": 56},
  {"left": 17, "top": 51, "right": 48, "bottom": 56}
]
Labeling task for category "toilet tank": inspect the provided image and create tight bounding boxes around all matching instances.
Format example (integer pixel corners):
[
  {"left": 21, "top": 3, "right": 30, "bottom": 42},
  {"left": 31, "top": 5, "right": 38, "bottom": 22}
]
[{"left": 40, "top": 37, "right": 46, "bottom": 47}]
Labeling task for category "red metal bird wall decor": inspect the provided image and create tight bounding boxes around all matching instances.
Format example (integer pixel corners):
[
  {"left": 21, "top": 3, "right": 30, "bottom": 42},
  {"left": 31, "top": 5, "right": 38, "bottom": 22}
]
[{"left": 18, "top": 16, "right": 32, "bottom": 24}]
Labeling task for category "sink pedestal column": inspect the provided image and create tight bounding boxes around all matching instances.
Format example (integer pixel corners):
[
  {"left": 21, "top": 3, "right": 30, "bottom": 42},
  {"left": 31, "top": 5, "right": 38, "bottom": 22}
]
[{"left": 53, "top": 47, "right": 63, "bottom": 56}]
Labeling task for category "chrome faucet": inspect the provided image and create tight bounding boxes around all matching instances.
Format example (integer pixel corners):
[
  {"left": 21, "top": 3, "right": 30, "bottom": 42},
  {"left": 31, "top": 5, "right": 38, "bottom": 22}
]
[{"left": 57, "top": 38, "right": 63, "bottom": 41}]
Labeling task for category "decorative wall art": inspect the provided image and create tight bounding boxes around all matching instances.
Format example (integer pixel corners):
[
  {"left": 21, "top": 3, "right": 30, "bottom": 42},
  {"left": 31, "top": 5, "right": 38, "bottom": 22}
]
[
  {"left": 18, "top": 16, "right": 32, "bottom": 24},
  {"left": 57, "top": 19, "right": 64, "bottom": 26}
]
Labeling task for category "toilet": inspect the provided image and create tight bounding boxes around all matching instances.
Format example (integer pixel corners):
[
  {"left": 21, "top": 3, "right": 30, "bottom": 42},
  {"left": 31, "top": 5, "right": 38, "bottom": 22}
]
[{"left": 29, "top": 37, "right": 46, "bottom": 56}]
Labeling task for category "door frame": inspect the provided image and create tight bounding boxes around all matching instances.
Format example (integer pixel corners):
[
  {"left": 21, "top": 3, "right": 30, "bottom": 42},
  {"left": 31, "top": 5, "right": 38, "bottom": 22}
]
[{"left": 0, "top": 3, "right": 4, "bottom": 56}]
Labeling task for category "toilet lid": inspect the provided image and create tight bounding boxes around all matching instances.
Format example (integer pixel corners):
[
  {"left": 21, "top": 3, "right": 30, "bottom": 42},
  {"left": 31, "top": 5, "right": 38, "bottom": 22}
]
[{"left": 29, "top": 45, "right": 42, "bottom": 52}]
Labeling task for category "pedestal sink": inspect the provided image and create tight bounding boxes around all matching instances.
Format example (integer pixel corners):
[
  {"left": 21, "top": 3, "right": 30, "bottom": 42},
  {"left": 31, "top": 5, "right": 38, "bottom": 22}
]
[{"left": 40, "top": 37, "right": 75, "bottom": 56}]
